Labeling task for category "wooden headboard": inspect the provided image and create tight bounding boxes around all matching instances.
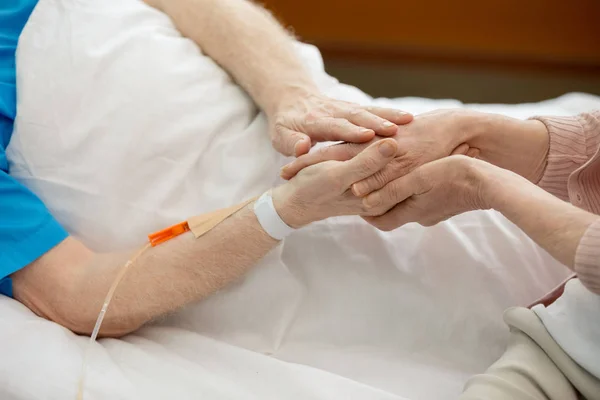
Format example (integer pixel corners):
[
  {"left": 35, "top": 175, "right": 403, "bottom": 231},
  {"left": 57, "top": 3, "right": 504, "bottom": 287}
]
[{"left": 263, "top": 0, "right": 600, "bottom": 73}]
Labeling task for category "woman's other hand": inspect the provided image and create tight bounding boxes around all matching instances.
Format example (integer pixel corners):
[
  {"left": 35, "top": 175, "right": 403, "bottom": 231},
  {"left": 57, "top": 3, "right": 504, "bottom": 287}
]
[{"left": 361, "top": 156, "right": 498, "bottom": 231}]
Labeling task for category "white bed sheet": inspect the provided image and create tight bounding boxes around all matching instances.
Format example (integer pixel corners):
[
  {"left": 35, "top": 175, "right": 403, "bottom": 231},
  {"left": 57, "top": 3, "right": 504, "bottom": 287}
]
[{"left": 2, "top": 0, "right": 600, "bottom": 399}]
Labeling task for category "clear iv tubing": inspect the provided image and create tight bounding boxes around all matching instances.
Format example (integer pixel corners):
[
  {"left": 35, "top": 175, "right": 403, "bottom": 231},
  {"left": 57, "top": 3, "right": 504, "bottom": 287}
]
[{"left": 76, "top": 243, "right": 152, "bottom": 400}]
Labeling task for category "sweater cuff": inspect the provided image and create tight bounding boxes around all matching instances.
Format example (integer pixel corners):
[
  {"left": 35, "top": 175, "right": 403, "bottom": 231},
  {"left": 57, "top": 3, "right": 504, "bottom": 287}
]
[
  {"left": 575, "top": 218, "right": 600, "bottom": 295},
  {"left": 531, "top": 115, "right": 588, "bottom": 201}
]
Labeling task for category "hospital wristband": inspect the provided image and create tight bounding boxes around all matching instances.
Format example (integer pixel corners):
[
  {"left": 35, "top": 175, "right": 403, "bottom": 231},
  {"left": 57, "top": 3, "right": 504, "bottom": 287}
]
[{"left": 254, "top": 191, "right": 296, "bottom": 240}]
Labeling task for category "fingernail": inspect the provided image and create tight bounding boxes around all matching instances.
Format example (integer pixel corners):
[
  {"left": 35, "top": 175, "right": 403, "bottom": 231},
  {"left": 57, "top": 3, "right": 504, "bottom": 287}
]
[
  {"left": 379, "top": 141, "right": 395, "bottom": 157},
  {"left": 361, "top": 128, "right": 374, "bottom": 135},
  {"left": 364, "top": 193, "right": 381, "bottom": 208},
  {"left": 383, "top": 121, "right": 396, "bottom": 128},
  {"left": 352, "top": 182, "right": 366, "bottom": 196}
]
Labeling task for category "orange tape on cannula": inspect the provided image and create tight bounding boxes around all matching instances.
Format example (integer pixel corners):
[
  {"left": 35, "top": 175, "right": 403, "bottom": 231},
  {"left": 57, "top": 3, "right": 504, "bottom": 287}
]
[{"left": 148, "top": 221, "right": 190, "bottom": 246}]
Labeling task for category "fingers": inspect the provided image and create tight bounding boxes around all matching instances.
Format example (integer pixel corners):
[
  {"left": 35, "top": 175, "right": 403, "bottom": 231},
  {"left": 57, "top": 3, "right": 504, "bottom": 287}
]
[
  {"left": 450, "top": 143, "right": 470, "bottom": 156},
  {"left": 280, "top": 142, "right": 367, "bottom": 180},
  {"left": 335, "top": 139, "right": 398, "bottom": 187},
  {"left": 272, "top": 125, "right": 311, "bottom": 156},
  {"left": 343, "top": 108, "right": 399, "bottom": 136},
  {"left": 466, "top": 147, "right": 480, "bottom": 158},
  {"left": 304, "top": 117, "right": 376, "bottom": 143},
  {"left": 361, "top": 169, "right": 421, "bottom": 215},
  {"left": 351, "top": 158, "right": 410, "bottom": 196},
  {"left": 450, "top": 143, "right": 480, "bottom": 159},
  {"left": 363, "top": 107, "right": 413, "bottom": 126}
]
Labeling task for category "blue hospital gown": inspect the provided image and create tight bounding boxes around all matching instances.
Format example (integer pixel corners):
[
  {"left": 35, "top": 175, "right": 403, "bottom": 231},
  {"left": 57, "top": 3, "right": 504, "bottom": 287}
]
[{"left": 0, "top": 0, "right": 68, "bottom": 297}]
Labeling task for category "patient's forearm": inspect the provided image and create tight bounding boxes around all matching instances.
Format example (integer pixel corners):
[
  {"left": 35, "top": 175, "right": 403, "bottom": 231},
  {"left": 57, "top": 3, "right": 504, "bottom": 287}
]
[
  {"left": 144, "top": 0, "right": 317, "bottom": 115},
  {"left": 12, "top": 204, "right": 279, "bottom": 337}
]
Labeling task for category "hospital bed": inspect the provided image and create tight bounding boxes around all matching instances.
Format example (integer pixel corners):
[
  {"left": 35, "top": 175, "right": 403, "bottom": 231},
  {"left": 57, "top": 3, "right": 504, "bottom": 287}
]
[{"left": 2, "top": 0, "right": 599, "bottom": 399}]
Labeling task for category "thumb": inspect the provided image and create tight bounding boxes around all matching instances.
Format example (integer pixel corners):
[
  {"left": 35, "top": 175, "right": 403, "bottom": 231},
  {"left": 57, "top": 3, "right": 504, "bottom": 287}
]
[
  {"left": 336, "top": 139, "right": 398, "bottom": 187},
  {"left": 451, "top": 143, "right": 480, "bottom": 158},
  {"left": 273, "top": 126, "right": 310, "bottom": 156}
]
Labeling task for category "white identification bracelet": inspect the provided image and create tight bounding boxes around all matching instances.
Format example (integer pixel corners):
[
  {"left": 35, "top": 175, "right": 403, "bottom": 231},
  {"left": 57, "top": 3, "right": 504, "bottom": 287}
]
[{"left": 254, "top": 191, "right": 296, "bottom": 240}]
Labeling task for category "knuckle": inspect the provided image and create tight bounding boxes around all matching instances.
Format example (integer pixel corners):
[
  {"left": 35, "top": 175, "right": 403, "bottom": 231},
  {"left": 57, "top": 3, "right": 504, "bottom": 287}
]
[
  {"left": 306, "top": 111, "right": 320, "bottom": 124},
  {"left": 348, "top": 108, "right": 364, "bottom": 117},
  {"left": 412, "top": 168, "right": 429, "bottom": 190},
  {"left": 270, "top": 135, "right": 283, "bottom": 151},
  {"left": 270, "top": 134, "right": 279, "bottom": 146},
  {"left": 323, "top": 102, "right": 337, "bottom": 114},
  {"left": 359, "top": 156, "right": 379, "bottom": 175},
  {"left": 335, "top": 119, "right": 349, "bottom": 132},
  {"left": 359, "top": 202, "right": 371, "bottom": 215},
  {"left": 273, "top": 121, "right": 287, "bottom": 134},
  {"left": 324, "top": 118, "right": 337, "bottom": 132},
  {"left": 384, "top": 182, "right": 401, "bottom": 203},
  {"left": 371, "top": 169, "right": 391, "bottom": 189}
]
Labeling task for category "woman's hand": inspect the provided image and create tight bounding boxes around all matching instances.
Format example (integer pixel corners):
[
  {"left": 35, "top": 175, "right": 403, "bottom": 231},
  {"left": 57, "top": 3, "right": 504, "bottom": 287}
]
[
  {"left": 280, "top": 109, "right": 549, "bottom": 195},
  {"left": 360, "top": 156, "right": 496, "bottom": 231},
  {"left": 271, "top": 139, "right": 399, "bottom": 227},
  {"left": 268, "top": 90, "right": 413, "bottom": 157}
]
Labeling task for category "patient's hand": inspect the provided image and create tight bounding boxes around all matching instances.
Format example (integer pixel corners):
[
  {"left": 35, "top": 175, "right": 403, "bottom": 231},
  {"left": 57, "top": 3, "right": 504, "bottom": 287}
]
[
  {"left": 271, "top": 139, "right": 401, "bottom": 227},
  {"left": 280, "top": 109, "right": 549, "bottom": 196},
  {"left": 360, "top": 155, "right": 497, "bottom": 230},
  {"left": 268, "top": 90, "right": 412, "bottom": 157}
]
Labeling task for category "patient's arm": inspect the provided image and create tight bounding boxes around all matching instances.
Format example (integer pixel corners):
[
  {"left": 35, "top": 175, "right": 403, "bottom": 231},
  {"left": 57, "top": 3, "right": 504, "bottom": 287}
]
[
  {"left": 11, "top": 140, "right": 398, "bottom": 337},
  {"left": 142, "top": 0, "right": 314, "bottom": 117},
  {"left": 142, "top": 0, "right": 412, "bottom": 156},
  {"left": 12, "top": 207, "right": 279, "bottom": 338}
]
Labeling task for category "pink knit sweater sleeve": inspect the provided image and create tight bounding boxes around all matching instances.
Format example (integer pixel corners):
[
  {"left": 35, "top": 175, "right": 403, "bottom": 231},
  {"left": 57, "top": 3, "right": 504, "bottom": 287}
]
[
  {"left": 532, "top": 110, "right": 600, "bottom": 295},
  {"left": 532, "top": 111, "right": 600, "bottom": 201}
]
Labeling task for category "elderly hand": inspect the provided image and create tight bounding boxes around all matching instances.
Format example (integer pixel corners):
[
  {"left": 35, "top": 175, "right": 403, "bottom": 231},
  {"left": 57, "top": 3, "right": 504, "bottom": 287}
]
[
  {"left": 269, "top": 90, "right": 413, "bottom": 157},
  {"left": 360, "top": 155, "right": 496, "bottom": 231},
  {"left": 280, "top": 109, "right": 549, "bottom": 194},
  {"left": 271, "top": 139, "right": 399, "bottom": 227}
]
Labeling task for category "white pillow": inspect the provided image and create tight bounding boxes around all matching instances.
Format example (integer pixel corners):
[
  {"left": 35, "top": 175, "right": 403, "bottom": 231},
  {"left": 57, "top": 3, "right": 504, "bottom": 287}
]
[{"left": 9, "top": 0, "right": 288, "bottom": 251}]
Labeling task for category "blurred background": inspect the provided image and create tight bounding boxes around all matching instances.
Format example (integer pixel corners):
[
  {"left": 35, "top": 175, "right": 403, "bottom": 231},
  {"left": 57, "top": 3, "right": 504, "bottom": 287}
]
[{"left": 262, "top": 0, "right": 600, "bottom": 103}]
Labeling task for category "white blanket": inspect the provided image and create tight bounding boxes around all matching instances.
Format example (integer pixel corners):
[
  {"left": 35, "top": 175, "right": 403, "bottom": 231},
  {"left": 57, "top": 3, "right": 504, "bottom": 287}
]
[{"left": 2, "top": 0, "right": 599, "bottom": 399}]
